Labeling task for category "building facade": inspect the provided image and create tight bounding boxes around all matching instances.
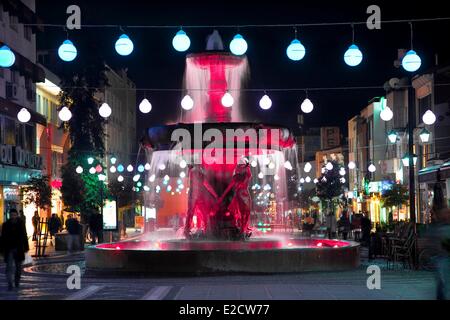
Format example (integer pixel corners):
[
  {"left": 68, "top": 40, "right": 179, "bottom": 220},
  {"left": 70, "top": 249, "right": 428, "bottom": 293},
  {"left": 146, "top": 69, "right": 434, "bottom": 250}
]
[{"left": 0, "top": 0, "right": 45, "bottom": 233}]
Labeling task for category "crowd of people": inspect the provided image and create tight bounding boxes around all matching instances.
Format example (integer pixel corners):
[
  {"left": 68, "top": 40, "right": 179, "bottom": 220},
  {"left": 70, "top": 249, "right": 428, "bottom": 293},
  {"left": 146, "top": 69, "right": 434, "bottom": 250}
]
[{"left": 301, "top": 209, "right": 373, "bottom": 244}]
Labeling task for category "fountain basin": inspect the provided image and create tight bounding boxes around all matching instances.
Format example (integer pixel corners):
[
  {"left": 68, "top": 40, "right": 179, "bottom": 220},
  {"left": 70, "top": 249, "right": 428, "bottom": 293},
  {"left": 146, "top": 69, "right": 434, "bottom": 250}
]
[{"left": 86, "top": 238, "right": 360, "bottom": 274}]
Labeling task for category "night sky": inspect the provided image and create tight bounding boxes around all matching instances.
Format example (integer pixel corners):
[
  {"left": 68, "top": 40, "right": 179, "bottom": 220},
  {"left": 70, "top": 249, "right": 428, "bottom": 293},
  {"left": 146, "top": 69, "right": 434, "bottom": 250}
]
[{"left": 36, "top": 0, "right": 450, "bottom": 139}]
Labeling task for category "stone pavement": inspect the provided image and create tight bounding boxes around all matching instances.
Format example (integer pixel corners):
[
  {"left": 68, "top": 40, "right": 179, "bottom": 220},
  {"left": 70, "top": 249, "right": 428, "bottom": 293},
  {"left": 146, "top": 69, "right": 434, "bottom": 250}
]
[{"left": 0, "top": 249, "right": 442, "bottom": 300}]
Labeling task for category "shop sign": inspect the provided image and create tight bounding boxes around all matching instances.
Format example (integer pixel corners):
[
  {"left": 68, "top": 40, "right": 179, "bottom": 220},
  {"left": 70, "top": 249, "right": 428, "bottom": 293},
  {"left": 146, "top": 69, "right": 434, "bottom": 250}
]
[
  {"left": 0, "top": 144, "right": 42, "bottom": 170},
  {"left": 3, "top": 186, "right": 20, "bottom": 201}
]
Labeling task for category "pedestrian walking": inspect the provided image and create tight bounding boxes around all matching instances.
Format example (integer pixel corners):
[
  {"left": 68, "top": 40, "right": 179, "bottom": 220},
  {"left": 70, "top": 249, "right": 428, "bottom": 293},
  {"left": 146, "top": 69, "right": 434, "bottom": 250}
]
[{"left": 0, "top": 209, "right": 29, "bottom": 291}]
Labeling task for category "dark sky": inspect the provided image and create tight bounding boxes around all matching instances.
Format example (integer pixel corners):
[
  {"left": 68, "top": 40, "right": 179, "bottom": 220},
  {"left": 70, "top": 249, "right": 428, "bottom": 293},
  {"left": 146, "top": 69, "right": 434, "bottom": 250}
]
[{"left": 36, "top": 0, "right": 450, "bottom": 139}]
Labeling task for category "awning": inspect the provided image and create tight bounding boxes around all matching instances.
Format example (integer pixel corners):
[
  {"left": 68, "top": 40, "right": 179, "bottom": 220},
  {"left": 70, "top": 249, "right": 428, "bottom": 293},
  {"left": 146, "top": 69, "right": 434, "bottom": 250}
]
[
  {"left": 440, "top": 162, "right": 450, "bottom": 180},
  {"left": 0, "top": 96, "right": 47, "bottom": 126},
  {"left": 418, "top": 164, "right": 441, "bottom": 183},
  {"left": 1, "top": 0, "right": 44, "bottom": 33}
]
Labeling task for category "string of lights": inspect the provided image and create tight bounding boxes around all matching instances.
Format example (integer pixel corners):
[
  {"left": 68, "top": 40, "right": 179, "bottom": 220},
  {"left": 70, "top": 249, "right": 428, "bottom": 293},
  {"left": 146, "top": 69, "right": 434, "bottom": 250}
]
[{"left": 13, "top": 16, "right": 450, "bottom": 29}]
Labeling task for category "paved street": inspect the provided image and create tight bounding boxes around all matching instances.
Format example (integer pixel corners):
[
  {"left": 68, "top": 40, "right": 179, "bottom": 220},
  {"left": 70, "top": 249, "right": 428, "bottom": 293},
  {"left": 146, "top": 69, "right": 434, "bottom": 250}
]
[{"left": 0, "top": 250, "right": 441, "bottom": 300}]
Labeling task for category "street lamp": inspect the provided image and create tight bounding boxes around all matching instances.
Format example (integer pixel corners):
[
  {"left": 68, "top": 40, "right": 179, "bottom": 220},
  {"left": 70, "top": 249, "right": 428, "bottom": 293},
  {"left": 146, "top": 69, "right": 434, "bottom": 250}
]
[
  {"left": 387, "top": 130, "right": 398, "bottom": 144},
  {"left": 419, "top": 128, "right": 431, "bottom": 143},
  {"left": 401, "top": 153, "right": 418, "bottom": 167}
]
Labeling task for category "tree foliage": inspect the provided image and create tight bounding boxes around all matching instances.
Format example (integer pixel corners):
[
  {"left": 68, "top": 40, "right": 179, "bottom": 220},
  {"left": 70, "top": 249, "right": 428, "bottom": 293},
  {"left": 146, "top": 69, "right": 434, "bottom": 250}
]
[
  {"left": 59, "top": 39, "right": 109, "bottom": 217},
  {"left": 22, "top": 175, "right": 53, "bottom": 210},
  {"left": 315, "top": 160, "right": 345, "bottom": 201},
  {"left": 381, "top": 183, "right": 409, "bottom": 209}
]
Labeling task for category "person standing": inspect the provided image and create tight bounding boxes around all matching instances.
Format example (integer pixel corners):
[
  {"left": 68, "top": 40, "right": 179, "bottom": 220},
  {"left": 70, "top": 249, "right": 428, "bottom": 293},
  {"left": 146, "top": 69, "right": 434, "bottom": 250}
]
[
  {"left": 0, "top": 209, "right": 29, "bottom": 290},
  {"left": 32, "top": 211, "right": 40, "bottom": 241},
  {"left": 338, "top": 211, "right": 351, "bottom": 240},
  {"left": 48, "top": 214, "right": 61, "bottom": 246},
  {"left": 326, "top": 211, "right": 337, "bottom": 239},
  {"left": 89, "top": 212, "right": 103, "bottom": 245},
  {"left": 65, "top": 214, "right": 81, "bottom": 254}
]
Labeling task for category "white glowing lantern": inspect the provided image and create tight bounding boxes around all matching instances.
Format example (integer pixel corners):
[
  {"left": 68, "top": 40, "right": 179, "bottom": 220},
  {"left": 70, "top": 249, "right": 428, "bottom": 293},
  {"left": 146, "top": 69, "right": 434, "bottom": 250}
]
[
  {"left": 221, "top": 92, "right": 234, "bottom": 108},
  {"left": 172, "top": 29, "right": 191, "bottom": 52},
  {"left": 115, "top": 34, "right": 134, "bottom": 56},
  {"left": 380, "top": 106, "right": 394, "bottom": 121},
  {"left": 117, "top": 175, "right": 124, "bottom": 182},
  {"left": 402, "top": 50, "right": 421, "bottom": 72},
  {"left": 149, "top": 174, "right": 156, "bottom": 182},
  {"left": 17, "top": 108, "right": 31, "bottom": 123},
  {"left": 75, "top": 166, "right": 83, "bottom": 174},
  {"left": 58, "top": 40, "right": 77, "bottom": 62},
  {"left": 340, "top": 177, "right": 346, "bottom": 184},
  {"left": 139, "top": 98, "right": 152, "bottom": 114},
  {"left": 368, "top": 164, "right": 376, "bottom": 173},
  {"left": 144, "top": 163, "right": 151, "bottom": 171},
  {"left": 250, "top": 160, "right": 258, "bottom": 168},
  {"left": 258, "top": 172, "right": 264, "bottom": 179},
  {"left": 268, "top": 162, "right": 275, "bottom": 170},
  {"left": 344, "top": 44, "right": 363, "bottom": 66},
  {"left": 127, "top": 164, "right": 133, "bottom": 172},
  {"left": 304, "top": 162, "right": 312, "bottom": 173},
  {"left": 325, "top": 162, "right": 333, "bottom": 170},
  {"left": 158, "top": 163, "right": 166, "bottom": 171},
  {"left": 58, "top": 107, "right": 72, "bottom": 121},
  {"left": 181, "top": 95, "right": 194, "bottom": 110},
  {"left": 89, "top": 167, "right": 96, "bottom": 174},
  {"left": 300, "top": 178, "right": 305, "bottom": 184},
  {"left": 339, "top": 168, "right": 346, "bottom": 176},
  {"left": 300, "top": 98, "right": 314, "bottom": 113},
  {"left": 179, "top": 159, "right": 187, "bottom": 169},
  {"left": 422, "top": 110, "right": 436, "bottom": 125},
  {"left": 274, "top": 174, "right": 280, "bottom": 181},
  {"left": 109, "top": 166, "right": 117, "bottom": 173},
  {"left": 133, "top": 174, "right": 141, "bottom": 182},
  {"left": 305, "top": 176, "right": 311, "bottom": 183},
  {"left": 284, "top": 161, "right": 293, "bottom": 170},
  {"left": 314, "top": 178, "right": 319, "bottom": 184},
  {"left": 179, "top": 171, "right": 186, "bottom": 178},
  {"left": 259, "top": 94, "right": 272, "bottom": 110},
  {"left": 348, "top": 161, "right": 356, "bottom": 170},
  {"left": 229, "top": 34, "right": 248, "bottom": 55},
  {"left": 163, "top": 175, "right": 170, "bottom": 181},
  {"left": 99, "top": 103, "right": 112, "bottom": 118}
]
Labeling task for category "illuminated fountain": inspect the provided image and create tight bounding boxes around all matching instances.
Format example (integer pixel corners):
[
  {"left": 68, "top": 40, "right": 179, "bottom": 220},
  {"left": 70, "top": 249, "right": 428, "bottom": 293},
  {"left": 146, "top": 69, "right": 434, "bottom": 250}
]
[{"left": 86, "top": 31, "right": 359, "bottom": 273}]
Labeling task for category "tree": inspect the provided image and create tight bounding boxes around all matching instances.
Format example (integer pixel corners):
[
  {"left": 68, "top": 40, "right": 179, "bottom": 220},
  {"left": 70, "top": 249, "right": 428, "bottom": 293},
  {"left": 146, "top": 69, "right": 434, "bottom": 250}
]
[
  {"left": 108, "top": 180, "right": 134, "bottom": 208},
  {"left": 315, "top": 160, "right": 345, "bottom": 213},
  {"left": 59, "top": 39, "right": 109, "bottom": 219},
  {"left": 22, "top": 175, "right": 52, "bottom": 210},
  {"left": 381, "top": 182, "right": 409, "bottom": 220}
]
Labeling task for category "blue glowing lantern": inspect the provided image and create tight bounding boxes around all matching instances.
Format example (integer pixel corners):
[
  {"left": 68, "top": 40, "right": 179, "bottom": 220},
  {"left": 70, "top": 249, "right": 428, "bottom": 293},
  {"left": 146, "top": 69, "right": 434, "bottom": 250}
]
[
  {"left": 117, "top": 164, "right": 124, "bottom": 173},
  {"left": 229, "top": 34, "right": 248, "bottom": 56},
  {"left": 344, "top": 44, "right": 363, "bottom": 66},
  {"left": 172, "top": 30, "right": 191, "bottom": 52},
  {"left": 286, "top": 39, "right": 305, "bottom": 61},
  {"left": 115, "top": 34, "right": 134, "bottom": 56},
  {"left": 402, "top": 50, "right": 421, "bottom": 72},
  {"left": 0, "top": 45, "right": 16, "bottom": 67},
  {"left": 137, "top": 164, "right": 145, "bottom": 173},
  {"left": 58, "top": 40, "right": 77, "bottom": 62}
]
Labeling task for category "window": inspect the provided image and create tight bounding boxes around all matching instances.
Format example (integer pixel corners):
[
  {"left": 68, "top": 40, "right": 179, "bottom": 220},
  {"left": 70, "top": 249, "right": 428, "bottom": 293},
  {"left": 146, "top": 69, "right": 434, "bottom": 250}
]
[
  {"left": 24, "top": 26, "right": 32, "bottom": 41},
  {"left": 9, "top": 15, "right": 18, "bottom": 32},
  {"left": 3, "top": 117, "right": 15, "bottom": 145},
  {"left": 15, "top": 123, "right": 24, "bottom": 149}
]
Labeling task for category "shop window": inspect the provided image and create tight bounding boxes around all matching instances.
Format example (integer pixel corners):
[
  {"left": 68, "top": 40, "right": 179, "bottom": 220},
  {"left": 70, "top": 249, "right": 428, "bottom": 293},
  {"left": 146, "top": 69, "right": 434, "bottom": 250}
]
[
  {"left": 15, "top": 123, "right": 25, "bottom": 148},
  {"left": 24, "top": 124, "right": 34, "bottom": 152},
  {"left": 3, "top": 117, "right": 16, "bottom": 145}
]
